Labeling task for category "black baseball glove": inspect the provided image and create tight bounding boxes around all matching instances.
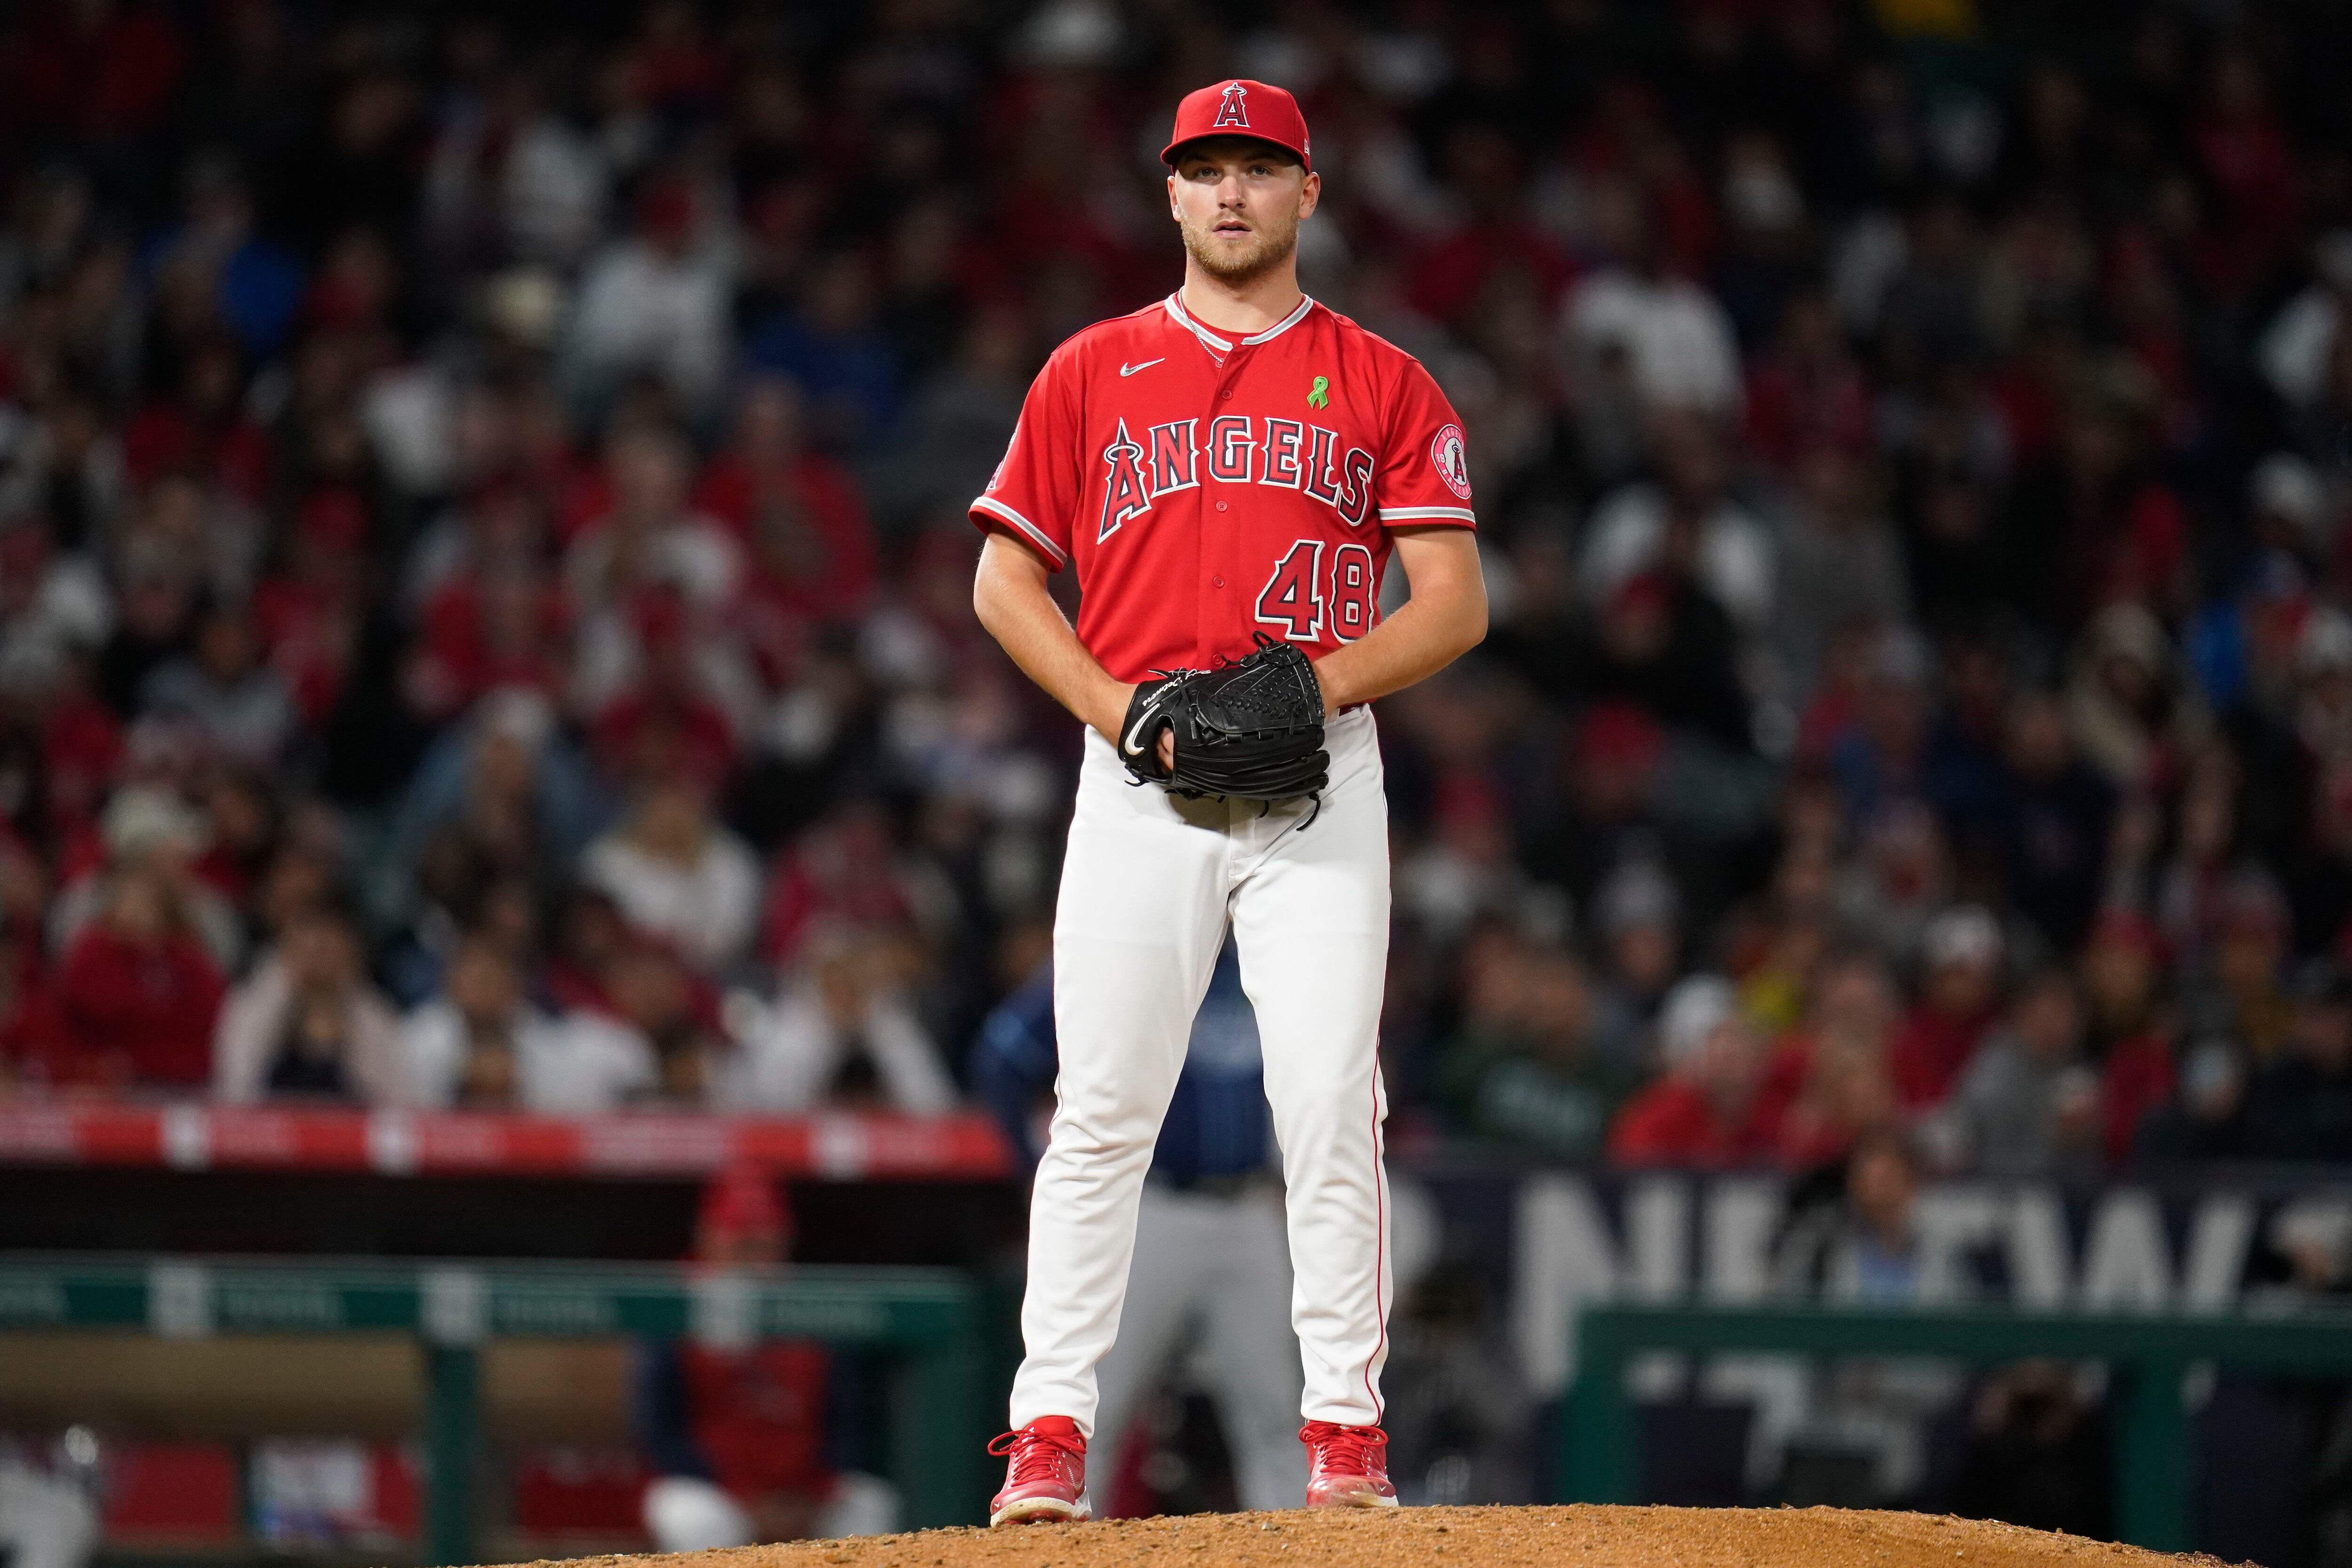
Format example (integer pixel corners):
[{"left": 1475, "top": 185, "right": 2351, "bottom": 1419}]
[{"left": 1118, "top": 636, "right": 1330, "bottom": 803}]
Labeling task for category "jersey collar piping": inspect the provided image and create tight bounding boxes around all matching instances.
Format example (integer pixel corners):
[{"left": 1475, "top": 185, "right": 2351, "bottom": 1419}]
[
  {"left": 1163, "top": 294, "right": 1232, "bottom": 355},
  {"left": 1241, "top": 293, "right": 1316, "bottom": 344},
  {"left": 1164, "top": 291, "right": 1319, "bottom": 357}
]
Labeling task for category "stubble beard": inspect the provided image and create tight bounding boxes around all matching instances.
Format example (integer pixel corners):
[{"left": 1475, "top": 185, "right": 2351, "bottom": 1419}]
[{"left": 1181, "top": 215, "right": 1299, "bottom": 287}]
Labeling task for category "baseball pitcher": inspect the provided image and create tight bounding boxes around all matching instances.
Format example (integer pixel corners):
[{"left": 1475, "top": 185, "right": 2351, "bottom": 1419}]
[{"left": 970, "top": 77, "right": 1487, "bottom": 1523}]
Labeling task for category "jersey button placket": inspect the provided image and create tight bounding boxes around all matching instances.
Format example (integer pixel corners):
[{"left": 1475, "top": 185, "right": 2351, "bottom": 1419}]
[
  {"left": 1221, "top": 360, "right": 1256, "bottom": 649},
  {"left": 1207, "top": 364, "right": 1245, "bottom": 655}
]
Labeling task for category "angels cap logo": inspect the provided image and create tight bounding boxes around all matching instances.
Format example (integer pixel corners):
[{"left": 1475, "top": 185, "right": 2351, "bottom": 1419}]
[
  {"left": 1430, "top": 423, "right": 1471, "bottom": 501},
  {"left": 1214, "top": 80, "right": 1249, "bottom": 128}
]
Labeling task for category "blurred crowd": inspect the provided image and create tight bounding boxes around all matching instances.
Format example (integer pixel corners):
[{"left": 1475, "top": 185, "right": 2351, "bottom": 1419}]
[{"left": 6, "top": 0, "right": 2352, "bottom": 1176}]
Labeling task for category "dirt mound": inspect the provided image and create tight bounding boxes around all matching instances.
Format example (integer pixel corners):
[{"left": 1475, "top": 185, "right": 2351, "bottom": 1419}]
[{"left": 509, "top": 1504, "right": 2250, "bottom": 1568}]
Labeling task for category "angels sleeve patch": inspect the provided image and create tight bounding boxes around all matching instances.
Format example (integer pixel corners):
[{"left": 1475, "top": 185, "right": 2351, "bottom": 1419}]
[{"left": 1429, "top": 423, "right": 1471, "bottom": 501}]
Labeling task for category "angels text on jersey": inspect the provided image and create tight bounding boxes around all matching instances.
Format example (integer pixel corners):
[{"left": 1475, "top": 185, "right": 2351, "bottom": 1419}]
[{"left": 1097, "top": 414, "right": 1378, "bottom": 543}]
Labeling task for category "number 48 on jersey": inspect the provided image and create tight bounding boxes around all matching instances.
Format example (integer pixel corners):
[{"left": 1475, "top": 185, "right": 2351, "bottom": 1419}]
[{"left": 1256, "top": 540, "right": 1379, "bottom": 645}]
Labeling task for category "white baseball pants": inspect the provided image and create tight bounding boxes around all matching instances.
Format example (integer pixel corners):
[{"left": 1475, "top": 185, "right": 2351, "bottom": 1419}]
[{"left": 1011, "top": 707, "right": 1393, "bottom": 1437}]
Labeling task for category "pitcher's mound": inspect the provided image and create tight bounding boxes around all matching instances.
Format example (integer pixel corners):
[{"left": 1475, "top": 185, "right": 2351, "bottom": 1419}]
[{"left": 513, "top": 1504, "right": 2249, "bottom": 1568}]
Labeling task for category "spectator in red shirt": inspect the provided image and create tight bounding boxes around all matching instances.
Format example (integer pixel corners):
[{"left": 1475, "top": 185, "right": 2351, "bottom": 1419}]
[
  {"left": 252, "top": 492, "right": 372, "bottom": 725},
  {"left": 54, "top": 863, "right": 226, "bottom": 1090},
  {"left": 2081, "top": 908, "right": 2175, "bottom": 1165},
  {"left": 49, "top": 785, "right": 244, "bottom": 983},
  {"left": 637, "top": 1164, "right": 896, "bottom": 1547},
  {"left": 121, "top": 335, "right": 271, "bottom": 504},
  {"left": 406, "top": 557, "right": 572, "bottom": 723},
  {"left": 9, "top": 0, "right": 186, "bottom": 139},
  {"left": 1772, "top": 952, "right": 1903, "bottom": 1170},
  {"left": 1608, "top": 975, "right": 1780, "bottom": 1167},
  {"left": 2192, "top": 49, "right": 2303, "bottom": 293},
  {"left": 695, "top": 378, "right": 876, "bottom": 626},
  {"left": 568, "top": 431, "right": 758, "bottom": 758},
  {"left": 761, "top": 803, "right": 917, "bottom": 971},
  {"left": 588, "top": 587, "right": 743, "bottom": 792},
  {"left": 1743, "top": 289, "right": 1872, "bottom": 478},
  {"left": 0, "top": 925, "right": 65, "bottom": 1090},
  {"left": 1406, "top": 124, "right": 1575, "bottom": 327},
  {"left": 1890, "top": 905, "right": 2004, "bottom": 1111},
  {"left": 18, "top": 652, "right": 124, "bottom": 852}
]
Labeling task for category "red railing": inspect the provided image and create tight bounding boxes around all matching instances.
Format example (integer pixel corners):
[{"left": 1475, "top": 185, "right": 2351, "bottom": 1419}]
[{"left": 0, "top": 1102, "right": 1014, "bottom": 1180}]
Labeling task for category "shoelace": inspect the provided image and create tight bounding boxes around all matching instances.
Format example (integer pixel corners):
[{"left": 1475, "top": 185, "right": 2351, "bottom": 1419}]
[
  {"left": 1301, "top": 1422, "right": 1388, "bottom": 1476},
  {"left": 989, "top": 1424, "right": 1085, "bottom": 1486}
]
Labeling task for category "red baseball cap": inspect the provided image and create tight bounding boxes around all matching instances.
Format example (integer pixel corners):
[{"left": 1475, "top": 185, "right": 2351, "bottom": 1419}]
[
  {"left": 1161, "top": 79, "right": 1313, "bottom": 173},
  {"left": 697, "top": 1162, "right": 789, "bottom": 1252}
]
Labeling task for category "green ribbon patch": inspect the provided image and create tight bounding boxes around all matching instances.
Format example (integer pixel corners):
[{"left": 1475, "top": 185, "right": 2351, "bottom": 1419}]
[{"left": 1307, "top": 375, "right": 1329, "bottom": 409}]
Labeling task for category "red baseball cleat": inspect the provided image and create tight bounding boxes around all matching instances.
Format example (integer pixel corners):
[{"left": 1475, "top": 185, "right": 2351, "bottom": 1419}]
[
  {"left": 1301, "top": 1420, "right": 1398, "bottom": 1508},
  {"left": 987, "top": 1416, "right": 1090, "bottom": 1526}
]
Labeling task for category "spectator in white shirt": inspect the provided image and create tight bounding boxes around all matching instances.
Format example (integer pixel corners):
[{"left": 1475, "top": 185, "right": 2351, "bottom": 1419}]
[
  {"left": 405, "top": 936, "right": 656, "bottom": 1113},
  {"left": 1579, "top": 411, "right": 1775, "bottom": 635},
  {"left": 720, "top": 928, "right": 955, "bottom": 1114},
  {"left": 0, "top": 516, "right": 111, "bottom": 674},
  {"left": 138, "top": 600, "right": 300, "bottom": 771},
  {"left": 582, "top": 773, "right": 762, "bottom": 976},
  {"left": 421, "top": 67, "right": 608, "bottom": 272},
  {"left": 563, "top": 175, "right": 730, "bottom": 424},
  {"left": 1562, "top": 183, "right": 1743, "bottom": 421},
  {"left": 214, "top": 905, "right": 407, "bottom": 1103},
  {"left": 2259, "top": 229, "right": 2352, "bottom": 411}
]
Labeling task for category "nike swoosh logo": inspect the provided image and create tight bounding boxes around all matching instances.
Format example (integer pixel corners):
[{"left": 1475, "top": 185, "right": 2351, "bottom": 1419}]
[
  {"left": 1122, "top": 685, "right": 1172, "bottom": 756},
  {"left": 1122, "top": 706, "right": 1157, "bottom": 756},
  {"left": 1119, "top": 358, "right": 1165, "bottom": 377}
]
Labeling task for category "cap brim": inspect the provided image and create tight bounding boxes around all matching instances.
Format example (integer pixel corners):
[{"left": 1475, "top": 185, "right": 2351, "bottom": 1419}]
[{"left": 1161, "top": 133, "right": 1310, "bottom": 171}]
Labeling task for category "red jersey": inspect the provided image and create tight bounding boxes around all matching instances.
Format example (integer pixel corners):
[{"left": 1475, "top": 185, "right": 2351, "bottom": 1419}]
[
  {"left": 1606, "top": 1077, "right": 1786, "bottom": 1169},
  {"left": 1889, "top": 1003, "right": 1995, "bottom": 1111},
  {"left": 679, "top": 1340, "right": 832, "bottom": 1501},
  {"left": 2100, "top": 1030, "right": 2174, "bottom": 1167},
  {"left": 971, "top": 292, "right": 1476, "bottom": 682},
  {"left": 54, "top": 925, "right": 224, "bottom": 1088}
]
